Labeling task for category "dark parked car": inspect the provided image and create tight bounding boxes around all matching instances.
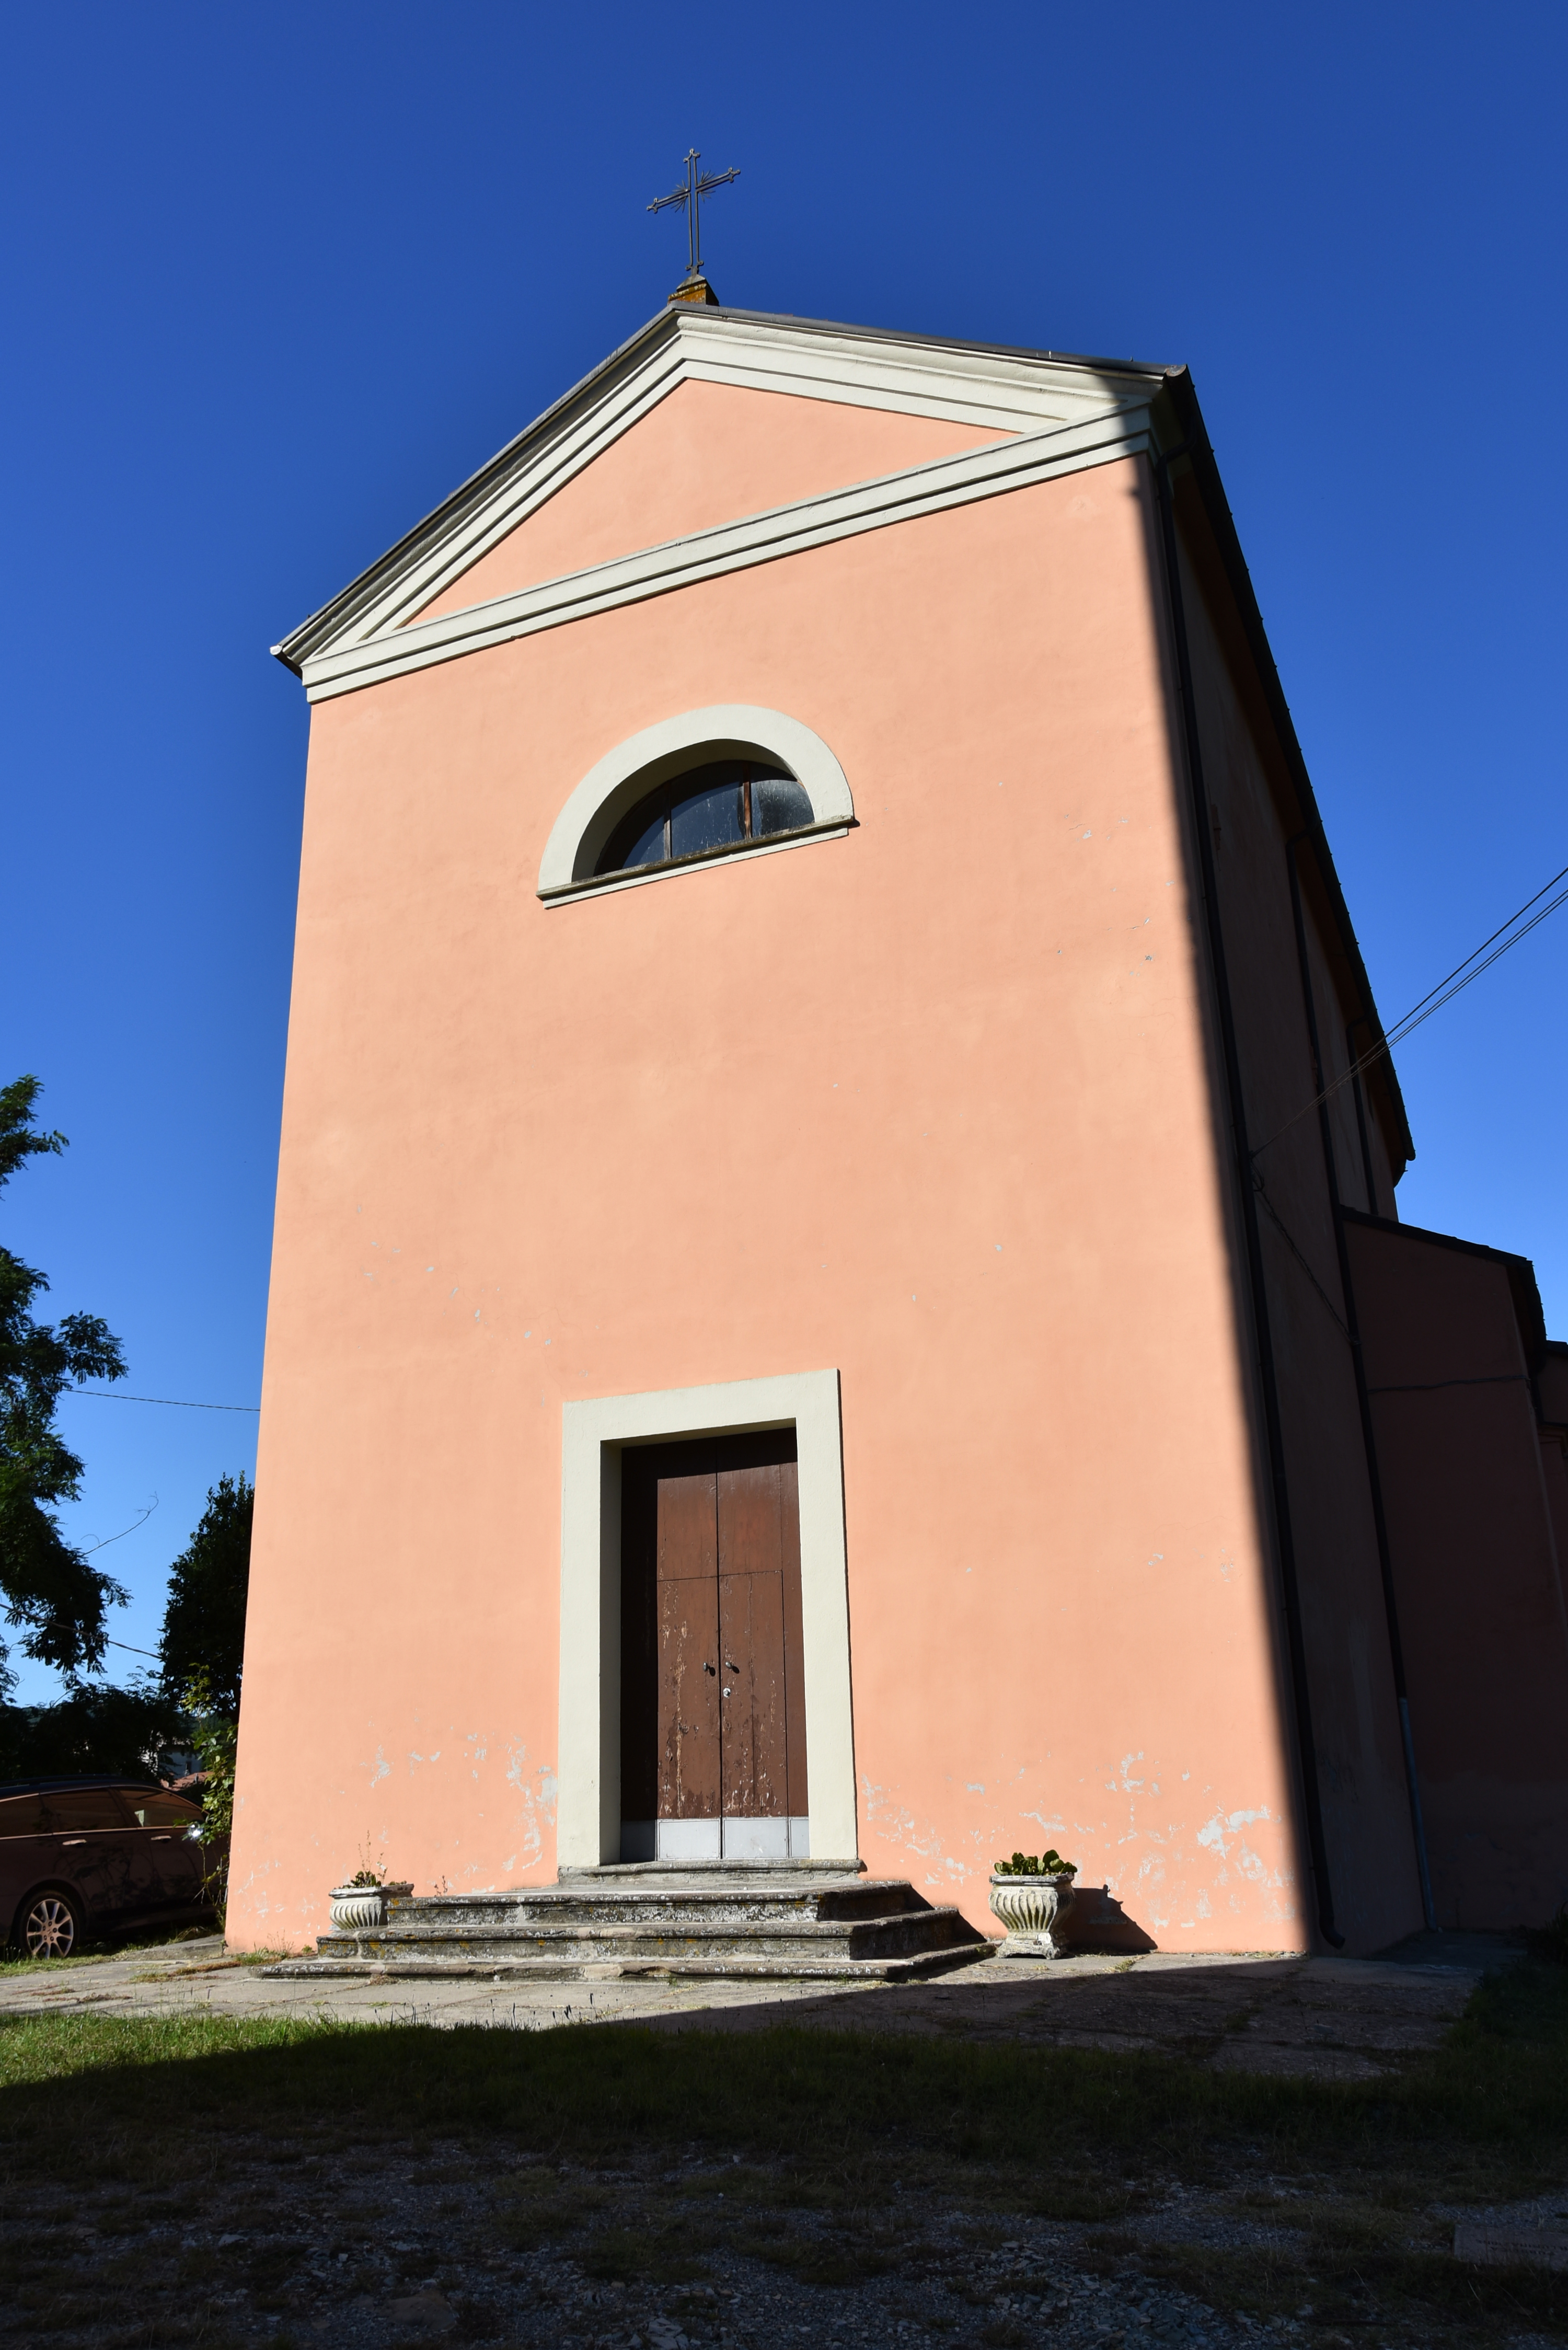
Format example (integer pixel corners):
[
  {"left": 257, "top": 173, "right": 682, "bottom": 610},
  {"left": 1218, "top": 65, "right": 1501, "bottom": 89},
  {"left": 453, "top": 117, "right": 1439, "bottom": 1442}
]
[{"left": 0, "top": 1777, "right": 218, "bottom": 1957}]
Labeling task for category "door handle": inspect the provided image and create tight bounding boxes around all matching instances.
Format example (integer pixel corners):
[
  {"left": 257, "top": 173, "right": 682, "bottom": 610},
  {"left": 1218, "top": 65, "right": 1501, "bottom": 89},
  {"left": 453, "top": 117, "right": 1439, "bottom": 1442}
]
[
  {"left": 62, "top": 1838, "right": 86, "bottom": 1847},
  {"left": 152, "top": 1834, "right": 172, "bottom": 1842}
]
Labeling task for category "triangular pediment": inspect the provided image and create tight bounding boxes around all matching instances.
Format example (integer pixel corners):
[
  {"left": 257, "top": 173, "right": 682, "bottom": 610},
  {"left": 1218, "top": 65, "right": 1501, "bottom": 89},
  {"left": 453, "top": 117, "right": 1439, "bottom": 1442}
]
[
  {"left": 407, "top": 379, "right": 1009, "bottom": 627},
  {"left": 275, "top": 306, "right": 1172, "bottom": 702}
]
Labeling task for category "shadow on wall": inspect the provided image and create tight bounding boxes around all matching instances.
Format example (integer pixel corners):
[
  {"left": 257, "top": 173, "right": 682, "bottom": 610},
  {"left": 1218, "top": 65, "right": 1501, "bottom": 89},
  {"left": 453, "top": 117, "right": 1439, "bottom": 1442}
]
[
  {"left": 920, "top": 1877, "right": 1158, "bottom": 1954},
  {"left": 1056, "top": 1883, "right": 1159, "bottom": 1955}
]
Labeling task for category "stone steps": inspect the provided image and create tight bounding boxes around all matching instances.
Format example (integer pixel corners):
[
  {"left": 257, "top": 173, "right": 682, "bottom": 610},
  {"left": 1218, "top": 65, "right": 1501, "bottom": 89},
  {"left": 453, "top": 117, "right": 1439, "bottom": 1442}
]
[
  {"left": 261, "top": 1948, "right": 989, "bottom": 1984},
  {"left": 261, "top": 1865, "right": 995, "bottom": 1985},
  {"left": 374, "top": 1885, "right": 929, "bottom": 1932},
  {"left": 277, "top": 1917, "right": 966, "bottom": 1963}
]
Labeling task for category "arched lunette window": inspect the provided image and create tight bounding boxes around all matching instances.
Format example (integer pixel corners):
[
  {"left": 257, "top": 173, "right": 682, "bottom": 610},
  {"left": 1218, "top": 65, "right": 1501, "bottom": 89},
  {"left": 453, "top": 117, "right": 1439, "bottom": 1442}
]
[
  {"left": 538, "top": 707, "right": 854, "bottom": 903},
  {"left": 596, "top": 759, "right": 816, "bottom": 880}
]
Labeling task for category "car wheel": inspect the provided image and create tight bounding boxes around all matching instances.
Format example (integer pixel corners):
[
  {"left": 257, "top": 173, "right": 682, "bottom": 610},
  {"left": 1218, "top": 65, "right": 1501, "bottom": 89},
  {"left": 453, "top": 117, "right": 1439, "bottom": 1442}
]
[{"left": 20, "top": 1889, "right": 82, "bottom": 1959}]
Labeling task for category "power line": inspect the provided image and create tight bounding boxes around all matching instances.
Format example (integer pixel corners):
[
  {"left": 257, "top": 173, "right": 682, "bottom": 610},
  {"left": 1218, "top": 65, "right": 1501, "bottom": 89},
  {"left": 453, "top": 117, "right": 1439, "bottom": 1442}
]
[
  {"left": 1255, "top": 857, "right": 1568, "bottom": 1157},
  {"left": 1376, "top": 871, "right": 1568, "bottom": 1051},
  {"left": 67, "top": 1389, "right": 259, "bottom": 1413}
]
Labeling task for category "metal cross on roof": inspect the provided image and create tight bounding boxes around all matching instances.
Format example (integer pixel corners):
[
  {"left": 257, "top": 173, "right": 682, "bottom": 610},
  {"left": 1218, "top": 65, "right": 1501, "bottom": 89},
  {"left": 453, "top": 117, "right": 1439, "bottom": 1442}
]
[{"left": 647, "top": 148, "right": 739, "bottom": 285}]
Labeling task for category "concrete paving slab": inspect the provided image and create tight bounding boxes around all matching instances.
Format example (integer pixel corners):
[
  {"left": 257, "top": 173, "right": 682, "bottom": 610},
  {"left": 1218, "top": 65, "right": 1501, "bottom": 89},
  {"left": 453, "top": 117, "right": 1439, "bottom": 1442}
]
[
  {"left": 0, "top": 1931, "right": 1496, "bottom": 2072},
  {"left": 1375, "top": 1925, "right": 1529, "bottom": 1970}
]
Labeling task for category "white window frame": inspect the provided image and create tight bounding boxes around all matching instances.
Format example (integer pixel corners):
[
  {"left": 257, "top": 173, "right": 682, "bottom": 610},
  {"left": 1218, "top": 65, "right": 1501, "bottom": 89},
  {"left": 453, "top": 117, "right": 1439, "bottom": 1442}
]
[
  {"left": 557, "top": 1368, "right": 857, "bottom": 1866},
  {"left": 536, "top": 705, "right": 855, "bottom": 905}
]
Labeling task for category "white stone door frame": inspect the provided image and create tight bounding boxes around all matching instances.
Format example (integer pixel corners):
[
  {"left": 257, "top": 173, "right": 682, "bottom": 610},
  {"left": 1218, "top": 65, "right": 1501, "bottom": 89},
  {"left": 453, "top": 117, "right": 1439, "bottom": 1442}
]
[{"left": 557, "top": 1368, "right": 857, "bottom": 1867}]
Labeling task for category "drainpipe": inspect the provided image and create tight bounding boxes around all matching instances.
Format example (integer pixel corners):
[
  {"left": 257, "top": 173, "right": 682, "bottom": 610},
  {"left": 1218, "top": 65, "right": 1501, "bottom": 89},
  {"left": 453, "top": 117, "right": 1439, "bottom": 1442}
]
[
  {"left": 1284, "top": 843, "right": 1437, "bottom": 1930},
  {"left": 1152, "top": 447, "right": 1344, "bottom": 1949}
]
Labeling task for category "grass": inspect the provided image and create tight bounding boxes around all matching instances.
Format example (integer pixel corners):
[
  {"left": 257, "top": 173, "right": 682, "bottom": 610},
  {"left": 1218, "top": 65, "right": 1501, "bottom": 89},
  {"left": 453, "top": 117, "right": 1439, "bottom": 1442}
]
[{"left": 0, "top": 1960, "right": 1565, "bottom": 2343}]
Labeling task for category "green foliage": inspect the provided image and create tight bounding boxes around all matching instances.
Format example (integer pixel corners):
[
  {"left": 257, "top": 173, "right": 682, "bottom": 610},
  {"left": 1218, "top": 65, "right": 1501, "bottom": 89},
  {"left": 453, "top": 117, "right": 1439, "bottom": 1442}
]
[
  {"left": 0, "top": 1076, "right": 128, "bottom": 1691},
  {"left": 0, "top": 1677, "right": 187, "bottom": 1782},
  {"left": 182, "top": 1668, "right": 236, "bottom": 1913},
  {"left": 994, "top": 1849, "right": 1076, "bottom": 1877},
  {"left": 157, "top": 1471, "right": 252, "bottom": 1711}
]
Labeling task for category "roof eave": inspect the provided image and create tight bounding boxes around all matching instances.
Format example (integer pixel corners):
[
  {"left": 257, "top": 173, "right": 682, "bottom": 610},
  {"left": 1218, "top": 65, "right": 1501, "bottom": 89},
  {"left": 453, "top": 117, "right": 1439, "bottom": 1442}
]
[
  {"left": 270, "top": 304, "right": 1177, "bottom": 674},
  {"left": 272, "top": 304, "right": 689, "bottom": 673}
]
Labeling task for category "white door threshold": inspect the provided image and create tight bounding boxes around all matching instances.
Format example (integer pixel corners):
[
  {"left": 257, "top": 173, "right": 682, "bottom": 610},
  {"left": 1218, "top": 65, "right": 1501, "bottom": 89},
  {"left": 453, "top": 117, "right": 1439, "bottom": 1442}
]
[{"left": 620, "top": 1816, "right": 811, "bottom": 1863}]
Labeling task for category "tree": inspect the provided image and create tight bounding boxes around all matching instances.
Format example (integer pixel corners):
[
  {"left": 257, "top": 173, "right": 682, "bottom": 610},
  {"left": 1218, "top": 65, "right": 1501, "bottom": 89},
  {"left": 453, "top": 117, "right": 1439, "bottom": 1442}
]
[
  {"left": 182, "top": 1667, "right": 238, "bottom": 1914},
  {"left": 159, "top": 1473, "right": 253, "bottom": 1922},
  {"left": 0, "top": 1076, "right": 128, "bottom": 1695},
  {"left": 158, "top": 1472, "right": 252, "bottom": 1713},
  {"left": 0, "top": 1679, "right": 187, "bottom": 1783}
]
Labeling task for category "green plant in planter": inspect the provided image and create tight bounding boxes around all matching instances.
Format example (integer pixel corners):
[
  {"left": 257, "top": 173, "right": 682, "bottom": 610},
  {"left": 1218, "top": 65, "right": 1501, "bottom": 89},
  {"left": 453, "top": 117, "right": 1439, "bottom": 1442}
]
[
  {"left": 341, "top": 1833, "right": 388, "bottom": 1891},
  {"left": 994, "top": 1848, "right": 1077, "bottom": 1876}
]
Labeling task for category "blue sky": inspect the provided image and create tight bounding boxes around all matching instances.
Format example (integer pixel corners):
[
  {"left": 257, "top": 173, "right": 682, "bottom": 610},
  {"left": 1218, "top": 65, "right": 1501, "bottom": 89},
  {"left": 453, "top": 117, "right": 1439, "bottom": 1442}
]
[{"left": 3, "top": 2, "right": 1563, "bottom": 1702}]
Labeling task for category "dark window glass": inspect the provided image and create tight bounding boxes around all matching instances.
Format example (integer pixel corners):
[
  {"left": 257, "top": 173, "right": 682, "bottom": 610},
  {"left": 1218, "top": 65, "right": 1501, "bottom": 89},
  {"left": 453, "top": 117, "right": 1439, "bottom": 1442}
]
[
  {"left": 752, "top": 774, "right": 814, "bottom": 837},
  {"left": 619, "top": 803, "right": 668, "bottom": 872},
  {"left": 670, "top": 778, "right": 745, "bottom": 859},
  {"left": 40, "top": 1790, "right": 129, "bottom": 1832},
  {"left": 0, "top": 1795, "right": 45, "bottom": 1837},
  {"left": 597, "top": 757, "right": 811, "bottom": 878},
  {"left": 124, "top": 1795, "right": 201, "bottom": 1828}
]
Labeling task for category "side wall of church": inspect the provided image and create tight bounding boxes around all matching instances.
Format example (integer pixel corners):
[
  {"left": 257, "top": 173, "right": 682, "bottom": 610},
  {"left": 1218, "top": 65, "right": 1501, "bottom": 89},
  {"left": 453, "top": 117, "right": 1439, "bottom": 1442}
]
[
  {"left": 229, "top": 434, "right": 1309, "bottom": 1954},
  {"left": 1344, "top": 1220, "right": 1568, "bottom": 1926},
  {"left": 1541, "top": 1351, "right": 1568, "bottom": 1596},
  {"left": 1172, "top": 487, "right": 1427, "bottom": 1952}
]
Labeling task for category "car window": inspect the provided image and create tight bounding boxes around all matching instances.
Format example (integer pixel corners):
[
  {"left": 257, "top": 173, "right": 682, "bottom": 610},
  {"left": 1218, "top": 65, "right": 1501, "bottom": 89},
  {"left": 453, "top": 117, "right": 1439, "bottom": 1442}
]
[
  {"left": 0, "top": 1794, "right": 45, "bottom": 1836},
  {"left": 39, "top": 1790, "right": 130, "bottom": 1831},
  {"left": 124, "top": 1795, "right": 202, "bottom": 1828}
]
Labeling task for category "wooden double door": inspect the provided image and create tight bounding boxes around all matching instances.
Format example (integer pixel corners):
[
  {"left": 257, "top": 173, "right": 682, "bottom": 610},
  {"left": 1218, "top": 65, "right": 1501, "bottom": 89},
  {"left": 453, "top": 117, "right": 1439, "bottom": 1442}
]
[{"left": 620, "top": 1429, "right": 808, "bottom": 1849}]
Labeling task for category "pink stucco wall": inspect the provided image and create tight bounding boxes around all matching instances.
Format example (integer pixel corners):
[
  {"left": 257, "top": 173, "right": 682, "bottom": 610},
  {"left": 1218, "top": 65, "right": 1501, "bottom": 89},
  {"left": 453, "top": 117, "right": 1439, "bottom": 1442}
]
[
  {"left": 230, "top": 403, "right": 1311, "bottom": 1954},
  {"left": 412, "top": 380, "right": 1006, "bottom": 623}
]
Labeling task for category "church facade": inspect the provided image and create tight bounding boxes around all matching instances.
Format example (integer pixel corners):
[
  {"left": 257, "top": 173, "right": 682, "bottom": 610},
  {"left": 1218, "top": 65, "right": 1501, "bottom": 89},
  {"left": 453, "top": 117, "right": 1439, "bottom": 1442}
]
[{"left": 228, "top": 293, "right": 1568, "bottom": 1956}]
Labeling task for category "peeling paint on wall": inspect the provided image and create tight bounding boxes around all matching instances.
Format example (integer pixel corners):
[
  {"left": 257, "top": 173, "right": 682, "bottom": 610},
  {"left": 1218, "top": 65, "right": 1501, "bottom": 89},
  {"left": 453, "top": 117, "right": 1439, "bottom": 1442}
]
[
  {"left": 1196, "top": 1804, "right": 1271, "bottom": 1858},
  {"left": 501, "top": 1741, "right": 558, "bottom": 1870}
]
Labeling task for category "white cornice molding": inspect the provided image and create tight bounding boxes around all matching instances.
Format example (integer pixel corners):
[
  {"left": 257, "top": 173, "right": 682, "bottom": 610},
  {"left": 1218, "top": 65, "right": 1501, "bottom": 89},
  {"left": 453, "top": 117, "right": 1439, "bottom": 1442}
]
[
  {"left": 276, "top": 306, "right": 1168, "bottom": 677},
  {"left": 673, "top": 310, "right": 1151, "bottom": 432},
  {"left": 296, "top": 400, "right": 1155, "bottom": 703}
]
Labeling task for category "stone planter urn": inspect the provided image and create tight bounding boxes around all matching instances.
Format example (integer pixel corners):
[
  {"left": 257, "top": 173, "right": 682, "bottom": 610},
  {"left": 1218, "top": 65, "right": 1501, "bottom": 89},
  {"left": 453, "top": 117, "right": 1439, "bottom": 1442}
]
[
  {"left": 328, "top": 1880, "right": 412, "bottom": 1937},
  {"left": 989, "top": 1869, "right": 1076, "bottom": 1958}
]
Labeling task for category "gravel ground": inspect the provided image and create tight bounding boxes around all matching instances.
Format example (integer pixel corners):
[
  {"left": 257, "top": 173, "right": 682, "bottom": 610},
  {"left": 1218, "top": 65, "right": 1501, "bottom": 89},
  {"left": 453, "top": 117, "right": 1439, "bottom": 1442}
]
[
  {"left": 1, "top": 1928, "right": 1551, "bottom": 2347},
  {"left": 4, "top": 2154, "right": 1297, "bottom": 2349}
]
